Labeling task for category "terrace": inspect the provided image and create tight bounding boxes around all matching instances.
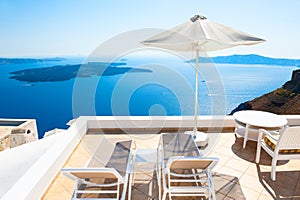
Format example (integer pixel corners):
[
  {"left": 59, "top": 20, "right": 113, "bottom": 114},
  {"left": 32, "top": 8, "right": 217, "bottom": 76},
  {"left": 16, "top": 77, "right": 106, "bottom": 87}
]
[{"left": 1, "top": 116, "right": 300, "bottom": 200}]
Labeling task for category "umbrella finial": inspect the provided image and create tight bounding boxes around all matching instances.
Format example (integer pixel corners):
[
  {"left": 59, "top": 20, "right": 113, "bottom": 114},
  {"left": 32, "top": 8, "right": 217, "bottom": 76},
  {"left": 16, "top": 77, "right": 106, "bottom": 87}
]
[{"left": 190, "top": 15, "right": 207, "bottom": 22}]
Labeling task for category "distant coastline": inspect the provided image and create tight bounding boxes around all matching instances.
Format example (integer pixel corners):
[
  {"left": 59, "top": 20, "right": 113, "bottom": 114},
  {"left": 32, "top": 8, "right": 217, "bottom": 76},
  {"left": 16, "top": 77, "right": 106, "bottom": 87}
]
[
  {"left": 3, "top": 54, "right": 300, "bottom": 83},
  {"left": 1, "top": 54, "right": 300, "bottom": 67},
  {"left": 189, "top": 54, "right": 300, "bottom": 67},
  {"left": 0, "top": 57, "right": 65, "bottom": 64}
]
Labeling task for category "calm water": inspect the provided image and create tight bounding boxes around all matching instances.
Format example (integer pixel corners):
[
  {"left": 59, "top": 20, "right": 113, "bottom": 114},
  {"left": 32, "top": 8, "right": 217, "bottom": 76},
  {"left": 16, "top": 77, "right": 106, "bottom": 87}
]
[{"left": 0, "top": 57, "right": 297, "bottom": 137}]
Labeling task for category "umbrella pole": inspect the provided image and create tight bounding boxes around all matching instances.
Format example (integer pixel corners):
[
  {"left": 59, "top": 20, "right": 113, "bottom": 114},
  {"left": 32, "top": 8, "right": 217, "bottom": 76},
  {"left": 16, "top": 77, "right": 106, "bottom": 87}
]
[
  {"left": 193, "top": 48, "right": 199, "bottom": 134},
  {"left": 190, "top": 48, "right": 208, "bottom": 147}
]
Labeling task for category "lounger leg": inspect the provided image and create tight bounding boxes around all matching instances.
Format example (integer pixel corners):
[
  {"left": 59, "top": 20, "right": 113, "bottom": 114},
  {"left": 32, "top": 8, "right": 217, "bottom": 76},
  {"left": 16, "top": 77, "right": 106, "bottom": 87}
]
[
  {"left": 71, "top": 190, "right": 76, "bottom": 200},
  {"left": 271, "top": 158, "right": 277, "bottom": 181},
  {"left": 72, "top": 181, "right": 78, "bottom": 200},
  {"left": 128, "top": 173, "right": 133, "bottom": 200},
  {"left": 208, "top": 172, "right": 216, "bottom": 200},
  {"left": 210, "top": 180, "right": 216, "bottom": 200}
]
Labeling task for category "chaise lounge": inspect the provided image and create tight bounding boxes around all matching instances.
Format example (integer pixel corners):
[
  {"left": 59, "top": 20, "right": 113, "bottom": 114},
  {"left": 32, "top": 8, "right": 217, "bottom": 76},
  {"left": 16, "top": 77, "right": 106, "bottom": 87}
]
[
  {"left": 61, "top": 139, "right": 135, "bottom": 200},
  {"left": 157, "top": 133, "right": 219, "bottom": 200}
]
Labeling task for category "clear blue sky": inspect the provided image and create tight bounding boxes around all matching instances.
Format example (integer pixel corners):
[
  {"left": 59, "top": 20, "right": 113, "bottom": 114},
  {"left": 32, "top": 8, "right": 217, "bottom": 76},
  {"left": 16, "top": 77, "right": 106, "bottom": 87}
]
[{"left": 0, "top": 0, "right": 299, "bottom": 58}]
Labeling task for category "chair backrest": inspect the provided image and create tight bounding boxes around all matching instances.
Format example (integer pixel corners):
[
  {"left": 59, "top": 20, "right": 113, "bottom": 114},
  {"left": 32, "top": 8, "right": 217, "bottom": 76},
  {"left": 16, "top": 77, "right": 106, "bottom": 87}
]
[{"left": 277, "top": 126, "right": 300, "bottom": 150}]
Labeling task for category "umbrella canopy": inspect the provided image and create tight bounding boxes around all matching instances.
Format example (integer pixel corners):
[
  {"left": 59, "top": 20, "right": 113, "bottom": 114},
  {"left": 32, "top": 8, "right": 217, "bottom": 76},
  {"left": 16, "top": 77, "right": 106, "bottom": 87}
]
[
  {"left": 141, "top": 15, "right": 265, "bottom": 138},
  {"left": 141, "top": 15, "right": 265, "bottom": 52}
]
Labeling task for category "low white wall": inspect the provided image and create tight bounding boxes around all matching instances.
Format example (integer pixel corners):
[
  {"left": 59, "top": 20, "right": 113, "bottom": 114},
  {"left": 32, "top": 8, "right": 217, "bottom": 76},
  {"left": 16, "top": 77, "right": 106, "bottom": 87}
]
[
  {"left": 1, "top": 118, "right": 87, "bottom": 200},
  {"left": 83, "top": 115, "right": 300, "bottom": 129},
  {"left": 283, "top": 115, "right": 300, "bottom": 126},
  {"left": 85, "top": 115, "right": 236, "bottom": 130}
]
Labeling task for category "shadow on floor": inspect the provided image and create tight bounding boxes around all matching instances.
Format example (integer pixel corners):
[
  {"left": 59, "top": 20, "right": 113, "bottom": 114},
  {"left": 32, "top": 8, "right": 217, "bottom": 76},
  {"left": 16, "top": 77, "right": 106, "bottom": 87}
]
[
  {"left": 231, "top": 137, "right": 288, "bottom": 166},
  {"left": 213, "top": 173, "right": 246, "bottom": 200},
  {"left": 131, "top": 169, "right": 246, "bottom": 200},
  {"left": 256, "top": 164, "right": 300, "bottom": 200}
]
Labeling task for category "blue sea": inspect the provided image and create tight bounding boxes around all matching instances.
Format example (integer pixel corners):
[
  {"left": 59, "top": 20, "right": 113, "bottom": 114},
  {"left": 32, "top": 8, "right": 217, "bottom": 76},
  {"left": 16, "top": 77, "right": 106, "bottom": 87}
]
[{"left": 0, "top": 56, "right": 297, "bottom": 138}]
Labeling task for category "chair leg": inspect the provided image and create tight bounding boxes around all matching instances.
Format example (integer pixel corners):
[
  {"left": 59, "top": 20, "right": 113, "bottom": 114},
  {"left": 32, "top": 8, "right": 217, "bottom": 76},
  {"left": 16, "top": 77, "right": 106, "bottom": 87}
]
[
  {"left": 162, "top": 191, "right": 167, "bottom": 200},
  {"left": 271, "top": 158, "right": 277, "bottom": 181},
  {"left": 256, "top": 142, "right": 262, "bottom": 163}
]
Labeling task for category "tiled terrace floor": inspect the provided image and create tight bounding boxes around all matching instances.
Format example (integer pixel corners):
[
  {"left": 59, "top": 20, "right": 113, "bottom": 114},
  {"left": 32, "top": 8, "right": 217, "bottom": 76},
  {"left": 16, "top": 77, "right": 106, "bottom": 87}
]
[{"left": 42, "top": 131, "right": 300, "bottom": 200}]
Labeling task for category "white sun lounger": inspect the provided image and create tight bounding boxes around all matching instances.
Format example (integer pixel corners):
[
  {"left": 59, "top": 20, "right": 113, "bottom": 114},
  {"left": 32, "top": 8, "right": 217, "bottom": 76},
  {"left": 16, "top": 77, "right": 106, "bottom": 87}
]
[
  {"left": 61, "top": 140, "right": 135, "bottom": 200},
  {"left": 157, "top": 133, "right": 218, "bottom": 200}
]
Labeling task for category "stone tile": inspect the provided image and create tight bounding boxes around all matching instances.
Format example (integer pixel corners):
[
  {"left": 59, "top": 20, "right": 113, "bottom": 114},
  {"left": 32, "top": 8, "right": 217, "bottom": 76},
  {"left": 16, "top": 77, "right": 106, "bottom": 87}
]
[
  {"left": 213, "top": 174, "right": 238, "bottom": 196},
  {"left": 294, "top": 181, "right": 300, "bottom": 197},
  {"left": 286, "top": 160, "right": 300, "bottom": 169},
  {"left": 244, "top": 163, "right": 260, "bottom": 178},
  {"left": 226, "top": 182, "right": 247, "bottom": 200},
  {"left": 259, "top": 176, "right": 295, "bottom": 200},
  {"left": 239, "top": 187, "right": 261, "bottom": 200},
  {"left": 260, "top": 186, "right": 276, "bottom": 199},
  {"left": 258, "top": 192, "right": 274, "bottom": 200},
  {"left": 217, "top": 166, "right": 244, "bottom": 180},
  {"left": 223, "top": 197, "right": 235, "bottom": 200},
  {"left": 223, "top": 157, "right": 251, "bottom": 173},
  {"left": 215, "top": 192, "right": 226, "bottom": 199},
  {"left": 208, "top": 152, "right": 232, "bottom": 172},
  {"left": 272, "top": 172, "right": 298, "bottom": 191},
  {"left": 239, "top": 173, "right": 265, "bottom": 193},
  {"left": 213, "top": 145, "right": 236, "bottom": 157}
]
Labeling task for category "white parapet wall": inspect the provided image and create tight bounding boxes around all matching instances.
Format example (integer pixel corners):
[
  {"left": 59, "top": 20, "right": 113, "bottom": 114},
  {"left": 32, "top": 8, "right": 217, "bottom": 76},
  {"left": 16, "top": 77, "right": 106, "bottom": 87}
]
[
  {"left": 1, "top": 115, "right": 299, "bottom": 199},
  {"left": 85, "top": 115, "right": 236, "bottom": 130}
]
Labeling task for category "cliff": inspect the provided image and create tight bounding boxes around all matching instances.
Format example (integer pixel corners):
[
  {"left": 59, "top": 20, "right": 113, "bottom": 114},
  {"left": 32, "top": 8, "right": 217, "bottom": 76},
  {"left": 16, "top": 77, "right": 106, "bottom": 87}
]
[{"left": 230, "top": 69, "right": 300, "bottom": 115}]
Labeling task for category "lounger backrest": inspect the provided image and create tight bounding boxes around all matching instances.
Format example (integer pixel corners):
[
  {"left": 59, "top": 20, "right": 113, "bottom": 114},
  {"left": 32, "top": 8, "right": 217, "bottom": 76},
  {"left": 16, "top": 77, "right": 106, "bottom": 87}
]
[
  {"left": 86, "top": 140, "right": 133, "bottom": 178},
  {"left": 162, "top": 133, "right": 200, "bottom": 163},
  {"left": 105, "top": 140, "right": 133, "bottom": 177}
]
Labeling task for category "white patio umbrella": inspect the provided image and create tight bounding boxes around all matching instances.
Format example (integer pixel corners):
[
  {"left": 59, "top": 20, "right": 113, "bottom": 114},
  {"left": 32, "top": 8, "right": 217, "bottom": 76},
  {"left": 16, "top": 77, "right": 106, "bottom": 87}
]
[{"left": 141, "top": 15, "right": 265, "bottom": 146}]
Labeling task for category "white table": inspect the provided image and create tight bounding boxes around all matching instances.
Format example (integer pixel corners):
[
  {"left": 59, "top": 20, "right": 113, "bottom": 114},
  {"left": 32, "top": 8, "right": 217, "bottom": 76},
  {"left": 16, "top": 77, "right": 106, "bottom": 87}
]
[{"left": 233, "top": 110, "right": 288, "bottom": 148}]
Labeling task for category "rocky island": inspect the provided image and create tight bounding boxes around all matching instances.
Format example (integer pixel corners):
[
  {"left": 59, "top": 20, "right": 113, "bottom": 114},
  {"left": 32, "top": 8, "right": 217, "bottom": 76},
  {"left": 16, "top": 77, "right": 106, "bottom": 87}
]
[
  {"left": 230, "top": 69, "right": 300, "bottom": 115},
  {"left": 9, "top": 62, "right": 152, "bottom": 82}
]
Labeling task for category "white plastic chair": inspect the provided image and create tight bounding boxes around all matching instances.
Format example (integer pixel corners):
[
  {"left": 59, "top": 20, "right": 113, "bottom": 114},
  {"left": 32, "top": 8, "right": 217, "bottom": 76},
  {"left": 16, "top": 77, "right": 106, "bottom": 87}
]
[{"left": 256, "top": 127, "right": 300, "bottom": 181}]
